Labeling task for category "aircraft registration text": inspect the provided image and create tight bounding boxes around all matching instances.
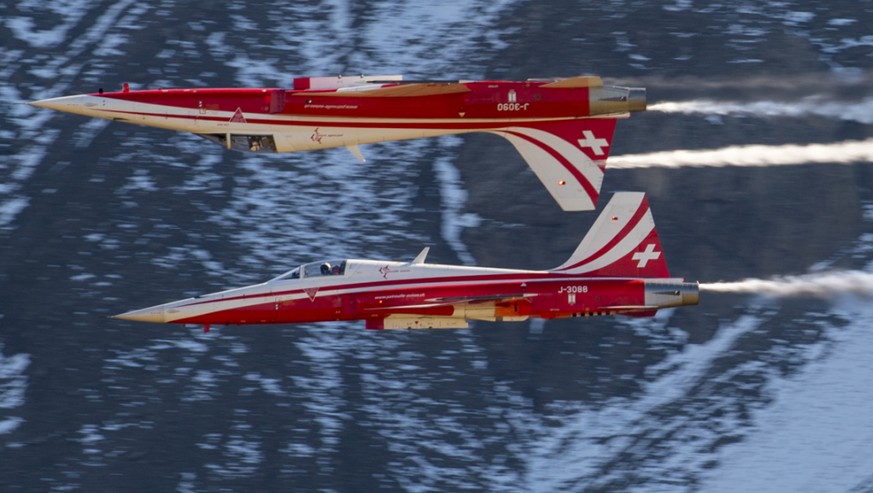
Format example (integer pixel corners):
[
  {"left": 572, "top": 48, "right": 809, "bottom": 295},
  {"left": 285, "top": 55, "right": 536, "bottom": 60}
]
[{"left": 497, "top": 103, "right": 530, "bottom": 111}]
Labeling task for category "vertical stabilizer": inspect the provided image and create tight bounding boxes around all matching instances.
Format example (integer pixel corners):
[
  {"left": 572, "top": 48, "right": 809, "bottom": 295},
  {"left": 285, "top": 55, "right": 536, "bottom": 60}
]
[
  {"left": 552, "top": 192, "right": 670, "bottom": 278},
  {"left": 489, "top": 118, "right": 618, "bottom": 211}
]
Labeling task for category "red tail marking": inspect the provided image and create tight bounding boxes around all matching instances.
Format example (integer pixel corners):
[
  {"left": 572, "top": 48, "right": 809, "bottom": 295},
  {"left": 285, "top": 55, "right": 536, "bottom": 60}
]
[
  {"left": 503, "top": 129, "right": 601, "bottom": 204},
  {"left": 558, "top": 201, "right": 649, "bottom": 272}
]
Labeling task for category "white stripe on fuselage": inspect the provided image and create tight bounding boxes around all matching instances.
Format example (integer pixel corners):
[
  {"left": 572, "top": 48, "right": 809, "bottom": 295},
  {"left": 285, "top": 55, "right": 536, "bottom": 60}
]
[
  {"left": 161, "top": 266, "right": 666, "bottom": 322},
  {"left": 71, "top": 95, "right": 626, "bottom": 155},
  {"left": 87, "top": 95, "right": 581, "bottom": 127}
]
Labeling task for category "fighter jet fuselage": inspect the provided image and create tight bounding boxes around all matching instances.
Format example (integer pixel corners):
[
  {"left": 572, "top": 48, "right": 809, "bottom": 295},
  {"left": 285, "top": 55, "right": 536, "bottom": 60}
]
[
  {"left": 114, "top": 193, "right": 698, "bottom": 331},
  {"left": 32, "top": 75, "right": 646, "bottom": 211}
]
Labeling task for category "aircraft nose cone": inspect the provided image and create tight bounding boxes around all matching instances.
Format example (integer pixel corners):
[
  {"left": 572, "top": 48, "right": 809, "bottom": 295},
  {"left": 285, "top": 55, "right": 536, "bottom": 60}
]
[
  {"left": 112, "top": 306, "right": 166, "bottom": 323},
  {"left": 28, "top": 98, "right": 53, "bottom": 110},
  {"left": 29, "top": 94, "right": 97, "bottom": 116}
]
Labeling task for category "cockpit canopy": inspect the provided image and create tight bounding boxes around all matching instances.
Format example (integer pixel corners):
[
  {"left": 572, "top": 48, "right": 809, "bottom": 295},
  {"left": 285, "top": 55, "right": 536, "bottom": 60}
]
[{"left": 271, "top": 260, "right": 347, "bottom": 282}]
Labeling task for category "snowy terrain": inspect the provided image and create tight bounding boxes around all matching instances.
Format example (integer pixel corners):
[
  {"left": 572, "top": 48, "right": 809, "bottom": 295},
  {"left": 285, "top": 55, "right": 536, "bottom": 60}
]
[{"left": 2, "top": 1, "right": 873, "bottom": 492}]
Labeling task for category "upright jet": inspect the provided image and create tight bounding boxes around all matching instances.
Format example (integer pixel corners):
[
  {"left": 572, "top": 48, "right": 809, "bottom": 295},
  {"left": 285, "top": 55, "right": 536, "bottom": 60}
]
[
  {"left": 31, "top": 75, "right": 646, "bottom": 211},
  {"left": 114, "top": 192, "right": 698, "bottom": 331}
]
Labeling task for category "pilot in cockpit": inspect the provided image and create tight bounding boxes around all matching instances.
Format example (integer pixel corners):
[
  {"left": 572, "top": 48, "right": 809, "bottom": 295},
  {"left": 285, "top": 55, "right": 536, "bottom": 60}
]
[{"left": 320, "top": 263, "right": 331, "bottom": 275}]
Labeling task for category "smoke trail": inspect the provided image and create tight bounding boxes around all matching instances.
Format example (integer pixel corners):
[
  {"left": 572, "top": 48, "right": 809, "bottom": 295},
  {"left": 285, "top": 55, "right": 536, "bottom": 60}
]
[
  {"left": 701, "top": 270, "right": 873, "bottom": 299},
  {"left": 610, "top": 139, "right": 873, "bottom": 169},
  {"left": 649, "top": 97, "right": 873, "bottom": 124}
]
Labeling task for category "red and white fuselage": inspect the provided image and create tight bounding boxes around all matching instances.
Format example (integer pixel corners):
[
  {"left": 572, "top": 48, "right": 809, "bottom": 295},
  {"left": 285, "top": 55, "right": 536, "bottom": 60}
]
[
  {"left": 31, "top": 75, "right": 646, "bottom": 211},
  {"left": 114, "top": 193, "right": 698, "bottom": 330}
]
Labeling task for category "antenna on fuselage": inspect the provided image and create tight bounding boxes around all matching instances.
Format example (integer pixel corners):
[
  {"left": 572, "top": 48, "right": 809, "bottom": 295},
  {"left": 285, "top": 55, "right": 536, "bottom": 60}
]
[{"left": 410, "top": 247, "right": 430, "bottom": 264}]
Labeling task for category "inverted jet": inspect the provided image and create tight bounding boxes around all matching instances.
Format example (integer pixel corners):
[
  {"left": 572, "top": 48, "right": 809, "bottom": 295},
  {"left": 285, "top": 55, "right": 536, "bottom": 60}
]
[{"left": 31, "top": 75, "right": 645, "bottom": 211}]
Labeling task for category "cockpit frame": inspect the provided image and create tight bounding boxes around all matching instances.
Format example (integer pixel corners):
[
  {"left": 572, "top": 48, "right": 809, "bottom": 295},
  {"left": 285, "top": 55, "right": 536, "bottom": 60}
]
[{"left": 270, "top": 260, "right": 347, "bottom": 282}]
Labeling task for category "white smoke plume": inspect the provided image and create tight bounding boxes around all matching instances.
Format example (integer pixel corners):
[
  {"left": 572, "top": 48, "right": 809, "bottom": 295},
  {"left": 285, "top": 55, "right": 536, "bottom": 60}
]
[
  {"left": 649, "top": 97, "right": 873, "bottom": 124},
  {"left": 701, "top": 270, "right": 873, "bottom": 299},
  {"left": 609, "top": 139, "right": 873, "bottom": 169}
]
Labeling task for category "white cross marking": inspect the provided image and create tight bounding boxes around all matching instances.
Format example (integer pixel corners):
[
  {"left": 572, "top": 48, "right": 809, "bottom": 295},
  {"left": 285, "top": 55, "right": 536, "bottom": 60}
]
[
  {"left": 577, "top": 130, "right": 609, "bottom": 156},
  {"left": 632, "top": 243, "right": 661, "bottom": 268}
]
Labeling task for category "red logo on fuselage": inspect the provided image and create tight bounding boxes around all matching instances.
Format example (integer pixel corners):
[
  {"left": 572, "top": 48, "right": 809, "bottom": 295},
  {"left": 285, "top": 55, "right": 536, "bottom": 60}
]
[
  {"left": 230, "top": 108, "right": 246, "bottom": 124},
  {"left": 310, "top": 127, "right": 343, "bottom": 144},
  {"left": 379, "top": 265, "right": 410, "bottom": 279}
]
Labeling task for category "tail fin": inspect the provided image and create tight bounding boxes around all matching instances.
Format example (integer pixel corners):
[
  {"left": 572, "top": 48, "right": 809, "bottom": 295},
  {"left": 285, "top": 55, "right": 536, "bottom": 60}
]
[
  {"left": 490, "top": 118, "right": 618, "bottom": 211},
  {"left": 552, "top": 192, "right": 671, "bottom": 278}
]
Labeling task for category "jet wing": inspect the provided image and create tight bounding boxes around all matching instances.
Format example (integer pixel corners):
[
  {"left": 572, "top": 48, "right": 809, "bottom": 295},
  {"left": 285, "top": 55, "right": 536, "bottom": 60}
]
[
  {"left": 363, "top": 293, "right": 534, "bottom": 312},
  {"left": 366, "top": 315, "right": 470, "bottom": 330},
  {"left": 301, "top": 82, "right": 471, "bottom": 98},
  {"left": 364, "top": 293, "right": 534, "bottom": 330},
  {"left": 429, "top": 293, "right": 532, "bottom": 304}
]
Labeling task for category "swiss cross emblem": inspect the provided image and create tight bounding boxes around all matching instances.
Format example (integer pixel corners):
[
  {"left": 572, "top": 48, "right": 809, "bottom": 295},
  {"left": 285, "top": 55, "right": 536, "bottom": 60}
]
[
  {"left": 577, "top": 130, "right": 609, "bottom": 156},
  {"left": 632, "top": 244, "right": 661, "bottom": 268}
]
